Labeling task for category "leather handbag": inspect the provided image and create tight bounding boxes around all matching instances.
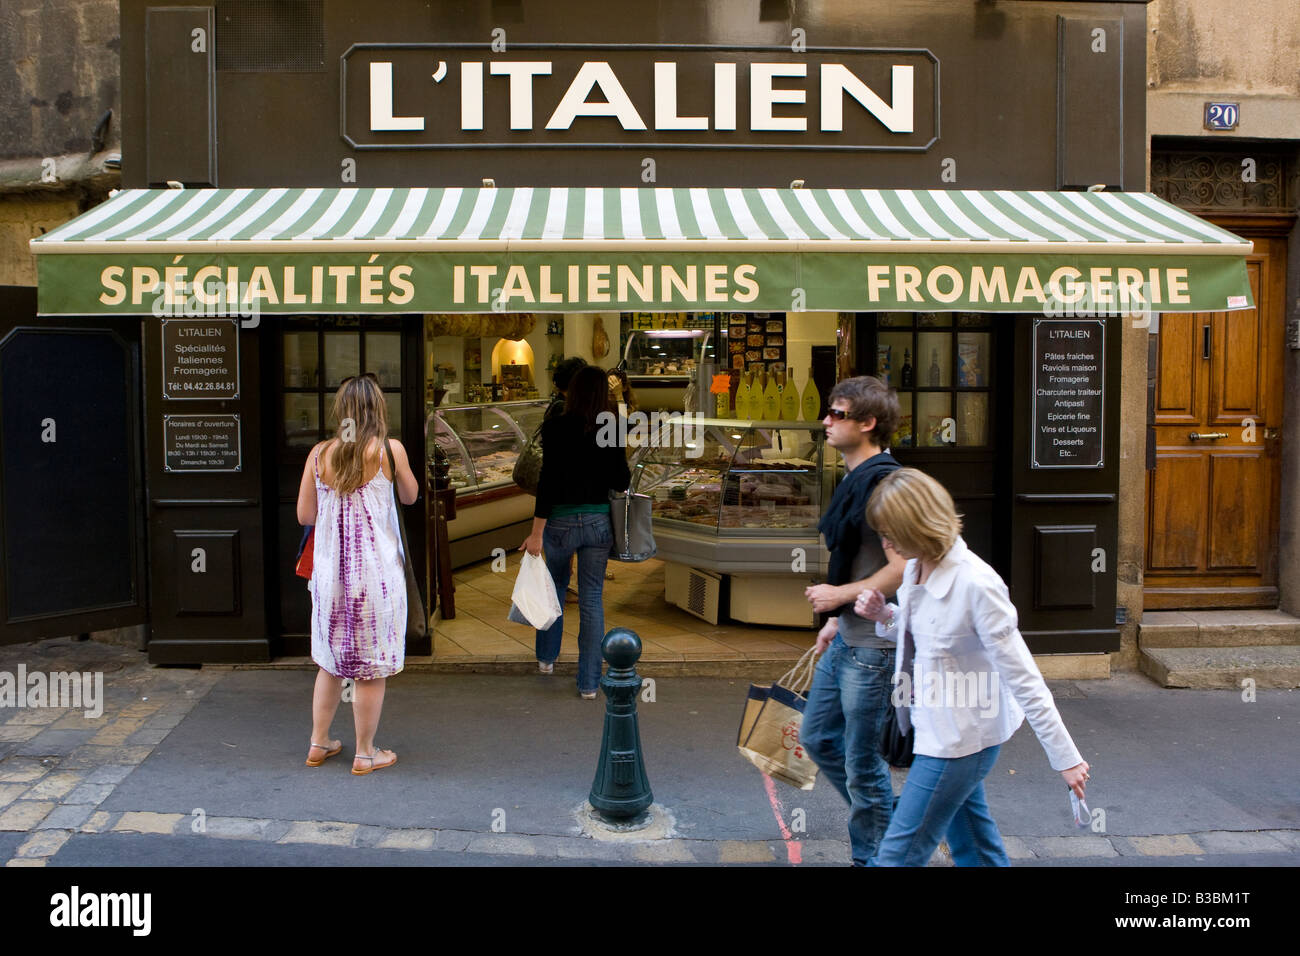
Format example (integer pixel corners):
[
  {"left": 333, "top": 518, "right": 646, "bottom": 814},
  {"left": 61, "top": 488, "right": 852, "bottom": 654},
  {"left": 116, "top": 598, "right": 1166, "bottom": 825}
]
[
  {"left": 609, "top": 488, "right": 656, "bottom": 562},
  {"left": 385, "top": 439, "right": 428, "bottom": 640},
  {"left": 879, "top": 702, "right": 915, "bottom": 768},
  {"left": 512, "top": 422, "right": 544, "bottom": 494}
]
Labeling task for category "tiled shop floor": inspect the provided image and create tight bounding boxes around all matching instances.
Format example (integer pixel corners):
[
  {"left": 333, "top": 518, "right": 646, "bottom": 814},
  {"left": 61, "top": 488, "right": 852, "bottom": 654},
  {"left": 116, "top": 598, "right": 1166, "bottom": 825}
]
[{"left": 436, "top": 557, "right": 814, "bottom": 663}]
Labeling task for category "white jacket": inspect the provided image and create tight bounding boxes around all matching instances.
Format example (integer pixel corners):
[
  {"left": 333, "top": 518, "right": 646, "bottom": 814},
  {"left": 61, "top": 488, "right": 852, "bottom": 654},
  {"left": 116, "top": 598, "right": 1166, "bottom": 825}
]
[{"left": 875, "top": 537, "right": 1083, "bottom": 772}]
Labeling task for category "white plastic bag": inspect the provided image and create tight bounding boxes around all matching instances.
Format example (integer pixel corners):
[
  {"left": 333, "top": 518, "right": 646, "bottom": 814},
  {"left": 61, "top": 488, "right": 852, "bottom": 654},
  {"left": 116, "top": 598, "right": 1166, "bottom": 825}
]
[{"left": 507, "top": 552, "right": 562, "bottom": 630}]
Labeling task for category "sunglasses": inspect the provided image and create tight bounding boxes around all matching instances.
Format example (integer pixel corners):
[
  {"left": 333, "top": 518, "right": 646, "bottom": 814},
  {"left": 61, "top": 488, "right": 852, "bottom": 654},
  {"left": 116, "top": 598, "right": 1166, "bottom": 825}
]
[{"left": 825, "top": 407, "right": 851, "bottom": 420}]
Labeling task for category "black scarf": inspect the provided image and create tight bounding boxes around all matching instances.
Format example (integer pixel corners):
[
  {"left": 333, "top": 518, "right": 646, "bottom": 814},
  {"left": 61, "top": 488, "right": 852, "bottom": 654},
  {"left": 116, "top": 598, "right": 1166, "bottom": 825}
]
[{"left": 818, "top": 451, "right": 900, "bottom": 593}]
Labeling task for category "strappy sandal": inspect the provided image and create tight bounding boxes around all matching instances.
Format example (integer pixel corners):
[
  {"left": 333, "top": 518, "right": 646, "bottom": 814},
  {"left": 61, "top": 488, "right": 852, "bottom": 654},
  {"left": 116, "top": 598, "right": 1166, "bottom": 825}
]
[
  {"left": 351, "top": 748, "right": 397, "bottom": 775},
  {"left": 305, "top": 739, "right": 343, "bottom": 767}
]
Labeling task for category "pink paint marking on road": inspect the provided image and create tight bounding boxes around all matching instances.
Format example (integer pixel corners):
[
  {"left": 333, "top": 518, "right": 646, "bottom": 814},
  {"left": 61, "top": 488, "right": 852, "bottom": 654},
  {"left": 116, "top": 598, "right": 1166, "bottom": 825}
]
[{"left": 763, "top": 773, "right": 803, "bottom": 865}]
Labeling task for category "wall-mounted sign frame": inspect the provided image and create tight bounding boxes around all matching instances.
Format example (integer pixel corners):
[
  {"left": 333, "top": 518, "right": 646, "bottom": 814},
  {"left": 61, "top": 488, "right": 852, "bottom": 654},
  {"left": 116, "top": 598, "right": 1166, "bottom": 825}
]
[
  {"left": 163, "top": 414, "right": 242, "bottom": 472},
  {"left": 1031, "top": 318, "right": 1104, "bottom": 469},
  {"left": 161, "top": 317, "right": 240, "bottom": 400}
]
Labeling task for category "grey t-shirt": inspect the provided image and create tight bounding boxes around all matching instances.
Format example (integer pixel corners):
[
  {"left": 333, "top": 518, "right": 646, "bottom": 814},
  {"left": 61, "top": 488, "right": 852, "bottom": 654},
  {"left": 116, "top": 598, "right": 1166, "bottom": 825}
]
[{"left": 837, "top": 531, "right": 895, "bottom": 648}]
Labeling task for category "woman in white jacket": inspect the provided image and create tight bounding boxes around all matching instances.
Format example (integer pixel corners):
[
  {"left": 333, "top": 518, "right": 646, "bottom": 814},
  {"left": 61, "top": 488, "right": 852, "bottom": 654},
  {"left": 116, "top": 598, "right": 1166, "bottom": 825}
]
[{"left": 854, "top": 468, "right": 1090, "bottom": 866}]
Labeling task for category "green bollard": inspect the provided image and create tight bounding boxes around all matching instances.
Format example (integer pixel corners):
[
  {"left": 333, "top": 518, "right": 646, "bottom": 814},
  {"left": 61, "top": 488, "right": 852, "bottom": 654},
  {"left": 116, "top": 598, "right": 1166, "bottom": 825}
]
[{"left": 589, "top": 627, "right": 653, "bottom": 821}]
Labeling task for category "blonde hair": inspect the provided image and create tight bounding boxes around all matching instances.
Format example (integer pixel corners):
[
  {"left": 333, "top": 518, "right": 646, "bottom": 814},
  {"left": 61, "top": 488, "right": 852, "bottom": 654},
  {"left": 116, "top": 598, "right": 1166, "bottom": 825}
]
[
  {"left": 327, "top": 374, "right": 389, "bottom": 495},
  {"left": 865, "top": 468, "right": 963, "bottom": 562}
]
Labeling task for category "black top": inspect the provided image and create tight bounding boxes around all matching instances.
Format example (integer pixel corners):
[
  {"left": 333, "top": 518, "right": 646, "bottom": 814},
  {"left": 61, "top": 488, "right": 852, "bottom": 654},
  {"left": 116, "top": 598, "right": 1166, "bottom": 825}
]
[
  {"left": 816, "top": 451, "right": 900, "bottom": 616},
  {"left": 534, "top": 413, "right": 632, "bottom": 519}
]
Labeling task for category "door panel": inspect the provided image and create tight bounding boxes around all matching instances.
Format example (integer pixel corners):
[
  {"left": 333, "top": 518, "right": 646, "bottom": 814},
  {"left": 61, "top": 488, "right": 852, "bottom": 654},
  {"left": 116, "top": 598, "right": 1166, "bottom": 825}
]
[{"left": 1145, "top": 233, "right": 1284, "bottom": 609}]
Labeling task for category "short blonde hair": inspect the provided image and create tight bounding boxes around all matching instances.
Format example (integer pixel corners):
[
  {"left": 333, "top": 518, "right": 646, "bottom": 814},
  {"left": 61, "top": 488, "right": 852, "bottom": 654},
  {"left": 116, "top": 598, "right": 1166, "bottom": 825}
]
[{"left": 865, "top": 468, "right": 963, "bottom": 562}]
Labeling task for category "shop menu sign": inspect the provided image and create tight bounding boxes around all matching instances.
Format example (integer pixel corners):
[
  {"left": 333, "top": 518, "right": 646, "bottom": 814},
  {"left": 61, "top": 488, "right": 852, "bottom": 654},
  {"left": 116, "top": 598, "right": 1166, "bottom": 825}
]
[
  {"left": 163, "top": 415, "right": 242, "bottom": 473},
  {"left": 161, "top": 318, "right": 239, "bottom": 400},
  {"left": 342, "top": 44, "right": 939, "bottom": 151},
  {"left": 1032, "top": 319, "right": 1104, "bottom": 469}
]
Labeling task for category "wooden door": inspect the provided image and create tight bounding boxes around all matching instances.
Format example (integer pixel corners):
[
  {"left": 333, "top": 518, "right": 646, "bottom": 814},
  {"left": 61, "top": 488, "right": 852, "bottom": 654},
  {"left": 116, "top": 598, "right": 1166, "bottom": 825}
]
[{"left": 1144, "top": 235, "right": 1286, "bottom": 608}]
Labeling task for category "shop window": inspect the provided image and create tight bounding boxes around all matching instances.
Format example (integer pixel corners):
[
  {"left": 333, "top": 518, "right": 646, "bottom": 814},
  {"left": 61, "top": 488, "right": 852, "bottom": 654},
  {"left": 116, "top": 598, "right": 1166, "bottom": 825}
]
[
  {"left": 280, "top": 318, "right": 404, "bottom": 452},
  {"left": 872, "top": 312, "right": 992, "bottom": 449}
]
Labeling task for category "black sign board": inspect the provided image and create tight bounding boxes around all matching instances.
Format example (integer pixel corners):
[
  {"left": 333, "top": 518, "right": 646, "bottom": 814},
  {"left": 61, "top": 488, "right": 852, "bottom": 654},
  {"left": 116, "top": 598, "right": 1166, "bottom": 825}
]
[
  {"left": 161, "top": 318, "right": 239, "bottom": 400},
  {"left": 163, "top": 414, "right": 242, "bottom": 472},
  {"left": 1031, "top": 319, "right": 1104, "bottom": 469}
]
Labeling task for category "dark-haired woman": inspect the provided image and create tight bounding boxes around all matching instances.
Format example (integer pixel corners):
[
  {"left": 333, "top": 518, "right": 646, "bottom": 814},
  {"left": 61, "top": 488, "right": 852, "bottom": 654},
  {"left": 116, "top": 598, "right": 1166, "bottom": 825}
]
[
  {"left": 297, "top": 374, "right": 420, "bottom": 774},
  {"left": 520, "top": 365, "right": 631, "bottom": 697}
]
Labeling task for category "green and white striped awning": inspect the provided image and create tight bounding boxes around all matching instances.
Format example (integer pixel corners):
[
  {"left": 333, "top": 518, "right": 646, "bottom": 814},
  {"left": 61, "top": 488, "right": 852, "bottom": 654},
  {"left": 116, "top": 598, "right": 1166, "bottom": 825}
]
[{"left": 31, "top": 186, "right": 1253, "bottom": 315}]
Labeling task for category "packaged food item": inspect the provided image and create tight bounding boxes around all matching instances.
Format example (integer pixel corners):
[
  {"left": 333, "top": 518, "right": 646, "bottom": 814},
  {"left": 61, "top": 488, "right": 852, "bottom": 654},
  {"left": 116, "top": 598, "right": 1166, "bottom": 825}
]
[
  {"left": 876, "top": 344, "right": 892, "bottom": 387},
  {"left": 765, "top": 319, "right": 784, "bottom": 333},
  {"left": 958, "top": 339, "right": 985, "bottom": 386}
]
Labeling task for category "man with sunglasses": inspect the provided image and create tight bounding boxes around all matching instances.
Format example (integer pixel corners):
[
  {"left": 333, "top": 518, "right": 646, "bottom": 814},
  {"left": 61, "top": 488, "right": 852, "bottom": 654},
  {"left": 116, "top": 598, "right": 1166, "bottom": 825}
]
[{"left": 801, "top": 376, "right": 907, "bottom": 865}]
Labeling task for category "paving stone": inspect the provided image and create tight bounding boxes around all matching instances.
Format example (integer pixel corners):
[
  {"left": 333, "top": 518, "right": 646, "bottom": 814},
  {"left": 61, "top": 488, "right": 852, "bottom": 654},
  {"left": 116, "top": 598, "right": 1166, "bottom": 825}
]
[
  {"left": 35, "top": 805, "right": 94, "bottom": 830},
  {"left": 1001, "top": 835, "right": 1036, "bottom": 860},
  {"left": 89, "top": 719, "right": 147, "bottom": 746},
  {"left": 0, "top": 757, "right": 52, "bottom": 784},
  {"left": 431, "top": 829, "right": 473, "bottom": 852},
  {"left": 0, "top": 801, "right": 55, "bottom": 831},
  {"left": 717, "top": 840, "right": 777, "bottom": 863},
  {"left": 630, "top": 840, "right": 697, "bottom": 863},
  {"left": 79, "top": 812, "right": 115, "bottom": 834},
  {"left": 1191, "top": 830, "right": 1289, "bottom": 854},
  {"left": 1027, "top": 836, "right": 1119, "bottom": 859},
  {"left": 63, "top": 783, "right": 115, "bottom": 806},
  {"left": 118, "top": 701, "right": 163, "bottom": 719},
  {"left": 4, "top": 858, "right": 45, "bottom": 866},
  {"left": 83, "top": 765, "right": 135, "bottom": 785},
  {"left": 25, "top": 772, "right": 84, "bottom": 801},
  {"left": 1260, "top": 830, "right": 1300, "bottom": 852},
  {"left": 553, "top": 837, "right": 628, "bottom": 861},
  {"left": 16, "top": 830, "right": 71, "bottom": 858},
  {"left": 0, "top": 783, "right": 30, "bottom": 810},
  {"left": 278, "top": 821, "right": 358, "bottom": 846},
  {"left": 0, "top": 726, "right": 41, "bottom": 742},
  {"left": 795, "top": 840, "right": 852, "bottom": 865},
  {"left": 2, "top": 710, "right": 64, "bottom": 727},
  {"left": 143, "top": 714, "right": 186, "bottom": 731},
  {"left": 1129, "top": 834, "right": 1204, "bottom": 856},
  {"left": 62, "top": 745, "right": 153, "bottom": 768},
  {"left": 351, "top": 825, "right": 391, "bottom": 849},
  {"left": 15, "top": 730, "right": 98, "bottom": 756},
  {"left": 466, "top": 832, "right": 540, "bottom": 856},
  {"left": 375, "top": 829, "right": 437, "bottom": 851},
  {"left": 113, "top": 812, "right": 184, "bottom": 835},
  {"left": 50, "top": 714, "right": 96, "bottom": 731},
  {"left": 124, "top": 728, "right": 172, "bottom": 747}
]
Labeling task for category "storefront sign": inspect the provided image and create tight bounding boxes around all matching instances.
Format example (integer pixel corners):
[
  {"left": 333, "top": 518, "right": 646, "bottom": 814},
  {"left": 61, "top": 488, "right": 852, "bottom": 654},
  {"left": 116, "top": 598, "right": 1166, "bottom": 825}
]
[
  {"left": 342, "top": 44, "right": 939, "bottom": 151},
  {"left": 39, "top": 252, "right": 1255, "bottom": 317},
  {"left": 163, "top": 414, "right": 242, "bottom": 472},
  {"left": 1031, "top": 319, "right": 1104, "bottom": 469},
  {"left": 160, "top": 318, "right": 239, "bottom": 400}
]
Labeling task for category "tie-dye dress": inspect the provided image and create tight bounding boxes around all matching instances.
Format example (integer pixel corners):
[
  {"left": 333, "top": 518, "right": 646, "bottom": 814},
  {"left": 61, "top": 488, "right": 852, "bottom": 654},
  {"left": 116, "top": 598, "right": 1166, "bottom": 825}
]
[{"left": 309, "top": 449, "right": 406, "bottom": 679}]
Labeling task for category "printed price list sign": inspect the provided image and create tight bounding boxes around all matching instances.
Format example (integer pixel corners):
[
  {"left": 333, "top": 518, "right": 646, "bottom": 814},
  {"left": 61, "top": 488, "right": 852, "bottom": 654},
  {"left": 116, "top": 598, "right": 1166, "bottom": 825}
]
[
  {"left": 161, "top": 318, "right": 239, "bottom": 400},
  {"left": 1031, "top": 319, "right": 1105, "bottom": 469}
]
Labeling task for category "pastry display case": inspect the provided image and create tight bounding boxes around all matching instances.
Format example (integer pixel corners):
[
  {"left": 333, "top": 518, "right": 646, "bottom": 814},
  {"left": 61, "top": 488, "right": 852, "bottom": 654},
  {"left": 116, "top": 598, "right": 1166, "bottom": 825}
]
[
  {"left": 629, "top": 418, "right": 835, "bottom": 577},
  {"left": 427, "top": 399, "right": 548, "bottom": 497}
]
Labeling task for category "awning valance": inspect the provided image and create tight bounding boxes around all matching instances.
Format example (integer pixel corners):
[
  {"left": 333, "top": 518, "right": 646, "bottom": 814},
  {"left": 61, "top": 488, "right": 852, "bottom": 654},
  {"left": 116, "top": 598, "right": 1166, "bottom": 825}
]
[{"left": 32, "top": 187, "right": 1253, "bottom": 316}]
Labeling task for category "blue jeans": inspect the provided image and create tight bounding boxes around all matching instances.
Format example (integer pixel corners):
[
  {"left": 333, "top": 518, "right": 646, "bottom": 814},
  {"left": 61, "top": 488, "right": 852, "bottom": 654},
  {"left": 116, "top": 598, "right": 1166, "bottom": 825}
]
[
  {"left": 869, "top": 743, "right": 1010, "bottom": 867},
  {"left": 800, "top": 634, "right": 895, "bottom": 866},
  {"left": 536, "top": 512, "right": 613, "bottom": 694}
]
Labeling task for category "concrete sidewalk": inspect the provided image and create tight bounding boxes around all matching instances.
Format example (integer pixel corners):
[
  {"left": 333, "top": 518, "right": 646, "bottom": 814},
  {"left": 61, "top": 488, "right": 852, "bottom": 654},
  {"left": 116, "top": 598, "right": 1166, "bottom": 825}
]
[{"left": 1, "top": 636, "right": 1297, "bottom": 866}]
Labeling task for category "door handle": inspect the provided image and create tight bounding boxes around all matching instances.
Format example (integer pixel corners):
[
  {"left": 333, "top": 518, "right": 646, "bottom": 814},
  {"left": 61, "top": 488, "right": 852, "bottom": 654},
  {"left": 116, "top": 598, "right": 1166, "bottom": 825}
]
[
  {"left": 1202, "top": 326, "right": 1210, "bottom": 359},
  {"left": 1189, "top": 432, "right": 1228, "bottom": 441}
]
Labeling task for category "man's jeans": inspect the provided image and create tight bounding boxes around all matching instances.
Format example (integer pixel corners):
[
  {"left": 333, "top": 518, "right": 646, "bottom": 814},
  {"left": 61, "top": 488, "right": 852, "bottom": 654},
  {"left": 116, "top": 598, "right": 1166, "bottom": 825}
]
[
  {"left": 800, "top": 634, "right": 895, "bottom": 866},
  {"left": 870, "top": 744, "right": 1010, "bottom": 867},
  {"left": 536, "top": 512, "right": 612, "bottom": 694}
]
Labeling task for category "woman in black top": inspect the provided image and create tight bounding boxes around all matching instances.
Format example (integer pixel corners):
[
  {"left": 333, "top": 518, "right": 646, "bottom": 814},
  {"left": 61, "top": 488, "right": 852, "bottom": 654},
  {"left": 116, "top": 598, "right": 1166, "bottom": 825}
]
[{"left": 520, "top": 365, "right": 631, "bottom": 697}]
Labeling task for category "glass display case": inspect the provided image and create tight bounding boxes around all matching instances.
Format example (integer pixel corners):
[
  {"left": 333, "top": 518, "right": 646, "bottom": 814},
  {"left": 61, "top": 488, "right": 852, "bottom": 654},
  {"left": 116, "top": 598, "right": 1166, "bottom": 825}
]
[
  {"left": 427, "top": 399, "right": 548, "bottom": 496},
  {"left": 629, "top": 418, "right": 835, "bottom": 574},
  {"left": 622, "top": 329, "right": 716, "bottom": 382}
]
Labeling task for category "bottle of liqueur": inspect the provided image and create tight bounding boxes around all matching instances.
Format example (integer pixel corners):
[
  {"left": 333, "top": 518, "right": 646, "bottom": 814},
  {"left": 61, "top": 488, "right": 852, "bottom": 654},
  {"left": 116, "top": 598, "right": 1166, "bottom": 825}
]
[
  {"left": 735, "top": 372, "right": 753, "bottom": 420},
  {"left": 780, "top": 370, "right": 800, "bottom": 420},
  {"left": 762, "top": 370, "right": 781, "bottom": 420},
  {"left": 801, "top": 367, "right": 821, "bottom": 421},
  {"left": 715, "top": 377, "right": 731, "bottom": 418},
  {"left": 928, "top": 348, "right": 942, "bottom": 386},
  {"left": 900, "top": 348, "right": 914, "bottom": 388}
]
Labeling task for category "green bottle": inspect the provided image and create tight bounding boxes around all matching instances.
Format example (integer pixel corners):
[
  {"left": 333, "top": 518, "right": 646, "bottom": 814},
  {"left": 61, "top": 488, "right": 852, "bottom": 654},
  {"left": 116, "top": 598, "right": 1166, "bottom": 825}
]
[
  {"left": 780, "top": 371, "right": 800, "bottom": 420},
  {"left": 801, "top": 367, "right": 821, "bottom": 421}
]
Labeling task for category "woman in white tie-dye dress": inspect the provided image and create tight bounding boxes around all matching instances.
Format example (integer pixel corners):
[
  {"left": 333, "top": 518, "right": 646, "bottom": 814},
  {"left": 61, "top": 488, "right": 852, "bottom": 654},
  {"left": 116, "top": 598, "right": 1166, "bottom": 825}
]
[{"left": 296, "top": 374, "right": 420, "bottom": 775}]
